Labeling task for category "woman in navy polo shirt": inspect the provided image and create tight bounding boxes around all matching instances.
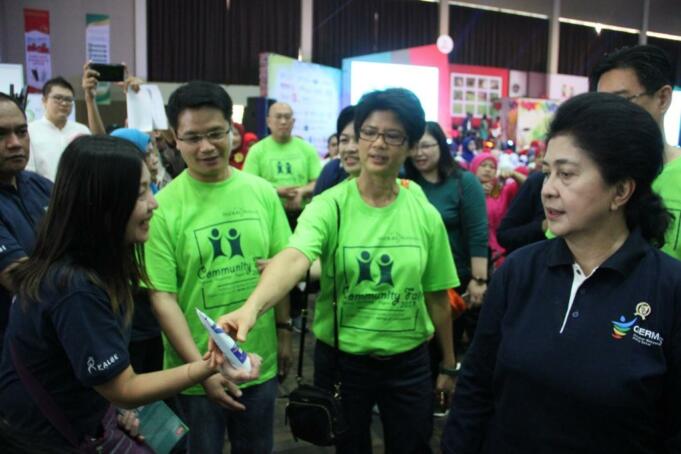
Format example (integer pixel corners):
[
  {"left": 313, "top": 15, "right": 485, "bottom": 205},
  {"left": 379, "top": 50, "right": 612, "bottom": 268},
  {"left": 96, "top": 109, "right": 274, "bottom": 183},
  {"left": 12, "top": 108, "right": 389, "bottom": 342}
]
[
  {"left": 0, "top": 136, "right": 260, "bottom": 452},
  {"left": 443, "top": 92, "right": 681, "bottom": 453}
]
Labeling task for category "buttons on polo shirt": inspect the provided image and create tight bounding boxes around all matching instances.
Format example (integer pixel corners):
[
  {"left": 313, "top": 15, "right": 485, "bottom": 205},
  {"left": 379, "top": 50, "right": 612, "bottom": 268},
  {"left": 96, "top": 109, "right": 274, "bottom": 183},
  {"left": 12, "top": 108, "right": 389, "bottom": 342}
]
[{"left": 572, "top": 311, "right": 579, "bottom": 318}]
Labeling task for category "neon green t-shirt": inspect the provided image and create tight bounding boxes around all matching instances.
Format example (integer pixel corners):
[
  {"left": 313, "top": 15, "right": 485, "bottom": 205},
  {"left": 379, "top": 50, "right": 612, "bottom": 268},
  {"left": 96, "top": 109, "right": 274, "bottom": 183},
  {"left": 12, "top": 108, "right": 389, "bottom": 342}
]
[
  {"left": 653, "top": 155, "right": 681, "bottom": 261},
  {"left": 288, "top": 179, "right": 459, "bottom": 356},
  {"left": 243, "top": 136, "right": 321, "bottom": 188},
  {"left": 144, "top": 169, "right": 291, "bottom": 394}
]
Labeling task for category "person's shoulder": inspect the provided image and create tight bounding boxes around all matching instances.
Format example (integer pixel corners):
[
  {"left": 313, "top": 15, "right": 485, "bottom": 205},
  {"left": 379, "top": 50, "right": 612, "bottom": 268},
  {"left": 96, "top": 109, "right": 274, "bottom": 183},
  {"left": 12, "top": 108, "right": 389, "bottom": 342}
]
[
  {"left": 504, "top": 238, "right": 554, "bottom": 266},
  {"left": 315, "top": 177, "right": 351, "bottom": 204},
  {"left": 69, "top": 121, "right": 90, "bottom": 133},
  {"left": 234, "top": 169, "right": 278, "bottom": 195},
  {"left": 19, "top": 170, "right": 53, "bottom": 190},
  {"left": 154, "top": 171, "right": 187, "bottom": 204},
  {"left": 28, "top": 117, "right": 49, "bottom": 132}
]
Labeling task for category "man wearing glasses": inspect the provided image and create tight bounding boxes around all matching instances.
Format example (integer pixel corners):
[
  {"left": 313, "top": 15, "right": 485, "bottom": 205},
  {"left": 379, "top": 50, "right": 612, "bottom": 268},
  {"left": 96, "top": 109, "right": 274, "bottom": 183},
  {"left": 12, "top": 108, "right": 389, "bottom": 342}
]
[
  {"left": 592, "top": 45, "right": 681, "bottom": 261},
  {"left": 27, "top": 71, "right": 97, "bottom": 181},
  {"left": 144, "top": 81, "right": 292, "bottom": 453}
]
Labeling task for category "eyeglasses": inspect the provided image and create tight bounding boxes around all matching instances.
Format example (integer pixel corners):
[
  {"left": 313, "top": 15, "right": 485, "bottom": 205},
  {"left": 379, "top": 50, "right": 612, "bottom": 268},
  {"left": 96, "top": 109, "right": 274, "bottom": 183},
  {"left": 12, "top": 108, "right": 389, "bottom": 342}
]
[
  {"left": 49, "top": 95, "right": 74, "bottom": 104},
  {"left": 176, "top": 128, "right": 231, "bottom": 145},
  {"left": 418, "top": 142, "right": 438, "bottom": 151},
  {"left": 358, "top": 127, "right": 407, "bottom": 146},
  {"left": 622, "top": 92, "right": 652, "bottom": 102}
]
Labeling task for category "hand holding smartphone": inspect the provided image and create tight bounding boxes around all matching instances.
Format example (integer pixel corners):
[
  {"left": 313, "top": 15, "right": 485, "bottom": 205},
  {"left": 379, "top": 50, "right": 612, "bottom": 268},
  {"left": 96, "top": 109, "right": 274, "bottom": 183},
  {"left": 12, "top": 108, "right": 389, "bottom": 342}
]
[{"left": 89, "top": 63, "right": 125, "bottom": 82}]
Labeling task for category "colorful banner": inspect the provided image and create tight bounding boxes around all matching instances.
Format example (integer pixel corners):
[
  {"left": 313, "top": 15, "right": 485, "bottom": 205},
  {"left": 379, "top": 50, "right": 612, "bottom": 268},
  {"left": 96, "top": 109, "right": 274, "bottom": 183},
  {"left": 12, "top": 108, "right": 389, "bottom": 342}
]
[
  {"left": 86, "top": 14, "right": 111, "bottom": 105},
  {"left": 24, "top": 9, "right": 51, "bottom": 94}
]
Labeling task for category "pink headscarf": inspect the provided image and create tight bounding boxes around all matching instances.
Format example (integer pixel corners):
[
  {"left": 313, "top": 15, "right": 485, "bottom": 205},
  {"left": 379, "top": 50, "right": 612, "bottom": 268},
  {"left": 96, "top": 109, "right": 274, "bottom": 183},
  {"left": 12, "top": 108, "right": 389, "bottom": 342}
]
[{"left": 470, "top": 152, "right": 497, "bottom": 176}]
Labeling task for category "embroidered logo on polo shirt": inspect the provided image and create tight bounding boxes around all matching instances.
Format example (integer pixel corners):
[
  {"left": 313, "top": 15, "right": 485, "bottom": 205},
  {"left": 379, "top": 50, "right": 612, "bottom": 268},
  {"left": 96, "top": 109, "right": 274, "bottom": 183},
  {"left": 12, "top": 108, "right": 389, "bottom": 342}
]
[{"left": 611, "top": 302, "right": 663, "bottom": 347}]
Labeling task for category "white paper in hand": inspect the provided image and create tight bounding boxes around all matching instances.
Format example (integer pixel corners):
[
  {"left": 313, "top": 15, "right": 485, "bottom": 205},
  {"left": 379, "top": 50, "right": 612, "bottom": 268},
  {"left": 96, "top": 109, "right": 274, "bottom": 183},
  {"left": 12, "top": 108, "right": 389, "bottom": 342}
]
[{"left": 126, "top": 86, "right": 153, "bottom": 131}]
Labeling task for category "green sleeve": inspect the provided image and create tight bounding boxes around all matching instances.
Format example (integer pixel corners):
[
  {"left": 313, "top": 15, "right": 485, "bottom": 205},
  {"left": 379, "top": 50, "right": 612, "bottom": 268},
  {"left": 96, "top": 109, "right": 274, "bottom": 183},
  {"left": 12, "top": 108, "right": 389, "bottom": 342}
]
[
  {"left": 265, "top": 184, "right": 293, "bottom": 256},
  {"left": 422, "top": 205, "right": 460, "bottom": 291},
  {"left": 144, "top": 207, "right": 178, "bottom": 293},
  {"left": 242, "top": 142, "right": 261, "bottom": 176},
  {"left": 460, "top": 172, "right": 490, "bottom": 258},
  {"left": 306, "top": 144, "right": 322, "bottom": 180},
  {"left": 287, "top": 196, "right": 334, "bottom": 263}
]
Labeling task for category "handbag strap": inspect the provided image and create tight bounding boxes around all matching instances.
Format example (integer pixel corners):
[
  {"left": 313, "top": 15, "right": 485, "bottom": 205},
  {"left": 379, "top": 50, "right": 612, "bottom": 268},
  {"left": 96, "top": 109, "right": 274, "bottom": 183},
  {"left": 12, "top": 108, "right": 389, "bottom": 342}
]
[
  {"left": 294, "top": 201, "right": 342, "bottom": 397},
  {"left": 10, "top": 342, "right": 81, "bottom": 447}
]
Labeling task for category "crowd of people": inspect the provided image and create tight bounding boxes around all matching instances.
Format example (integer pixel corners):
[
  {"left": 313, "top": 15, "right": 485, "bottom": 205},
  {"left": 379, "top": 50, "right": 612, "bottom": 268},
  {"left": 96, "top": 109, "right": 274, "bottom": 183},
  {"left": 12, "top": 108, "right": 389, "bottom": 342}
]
[{"left": 0, "top": 43, "right": 679, "bottom": 454}]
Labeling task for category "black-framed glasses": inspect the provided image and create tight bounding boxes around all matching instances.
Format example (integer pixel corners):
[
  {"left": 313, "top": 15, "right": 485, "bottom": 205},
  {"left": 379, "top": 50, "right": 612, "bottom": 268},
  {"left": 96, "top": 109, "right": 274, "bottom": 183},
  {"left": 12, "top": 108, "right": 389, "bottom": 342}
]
[
  {"left": 358, "top": 127, "right": 407, "bottom": 146},
  {"left": 622, "top": 92, "right": 652, "bottom": 102},
  {"left": 50, "top": 95, "right": 74, "bottom": 104},
  {"left": 176, "top": 128, "right": 231, "bottom": 146}
]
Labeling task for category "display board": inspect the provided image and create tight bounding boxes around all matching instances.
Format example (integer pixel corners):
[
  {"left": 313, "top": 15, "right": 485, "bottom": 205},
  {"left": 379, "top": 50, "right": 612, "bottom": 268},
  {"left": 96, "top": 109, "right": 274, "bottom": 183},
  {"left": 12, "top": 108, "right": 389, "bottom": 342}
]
[
  {"left": 350, "top": 61, "right": 439, "bottom": 121},
  {"left": 342, "top": 45, "right": 450, "bottom": 132},
  {"left": 261, "top": 53, "right": 341, "bottom": 156}
]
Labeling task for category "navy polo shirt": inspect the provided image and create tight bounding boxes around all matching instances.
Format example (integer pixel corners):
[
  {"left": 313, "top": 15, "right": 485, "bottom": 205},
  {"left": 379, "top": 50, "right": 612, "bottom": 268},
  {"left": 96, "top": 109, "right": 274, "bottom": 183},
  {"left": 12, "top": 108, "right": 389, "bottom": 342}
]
[
  {"left": 0, "top": 170, "right": 52, "bottom": 334},
  {"left": 313, "top": 159, "right": 348, "bottom": 196},
  {"left": 444, "top": 230, "right": 681, "bottom": 454},
  {"left": 0, "top": 267, "right": 130, "bottom": 447}
]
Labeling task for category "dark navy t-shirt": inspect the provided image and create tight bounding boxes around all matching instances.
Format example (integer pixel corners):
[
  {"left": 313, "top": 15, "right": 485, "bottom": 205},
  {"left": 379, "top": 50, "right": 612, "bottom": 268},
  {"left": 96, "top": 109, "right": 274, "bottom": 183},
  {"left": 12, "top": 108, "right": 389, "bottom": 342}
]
[
  {"left": 0, "top": 267, "right": 130, "bottom": 447},
  {"left": 0, "top": 170, "right": 52, "bottom": 336},
  {"left": 313, "top": 159, "right": 348, "bottom": 196}
]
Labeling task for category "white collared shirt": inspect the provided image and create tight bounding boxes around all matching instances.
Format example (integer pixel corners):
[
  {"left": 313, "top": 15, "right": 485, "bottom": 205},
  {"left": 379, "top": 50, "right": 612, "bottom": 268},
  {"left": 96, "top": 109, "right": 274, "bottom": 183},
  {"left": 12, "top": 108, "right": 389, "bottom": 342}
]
[{"left": 27, "top": 117, "right": 91, "bottom": 181}]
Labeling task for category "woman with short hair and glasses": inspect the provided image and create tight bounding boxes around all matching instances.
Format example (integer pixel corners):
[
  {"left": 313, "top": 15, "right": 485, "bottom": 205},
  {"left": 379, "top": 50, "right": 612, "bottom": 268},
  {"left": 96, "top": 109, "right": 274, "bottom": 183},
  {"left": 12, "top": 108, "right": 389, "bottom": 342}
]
[{"left": 215, "top": 88, "right": 459, "bottom": 453}]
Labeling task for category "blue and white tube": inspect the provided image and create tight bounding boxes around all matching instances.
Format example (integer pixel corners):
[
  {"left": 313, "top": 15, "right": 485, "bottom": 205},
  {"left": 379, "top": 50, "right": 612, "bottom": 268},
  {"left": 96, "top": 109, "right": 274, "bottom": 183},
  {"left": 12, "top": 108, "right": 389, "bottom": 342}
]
[{"left": 196, "top": 308, "right": 251, "bottom": 373}]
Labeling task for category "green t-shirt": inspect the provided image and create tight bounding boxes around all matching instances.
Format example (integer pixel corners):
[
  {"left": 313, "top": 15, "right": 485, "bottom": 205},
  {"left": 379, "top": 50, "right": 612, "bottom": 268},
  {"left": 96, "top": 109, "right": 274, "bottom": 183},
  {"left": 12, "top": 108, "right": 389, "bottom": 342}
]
[
  {"left": 653, "top": 154, "right": 681, "bottom": 261},
  {"left": 288, "top": 179, "right": 459, "bottom": 355},
  {"left": 243, "top": 136, "right": 321, "bottom": 188},
  {"left": 144, "top": 169, "right": 291, "bottom": 394}
]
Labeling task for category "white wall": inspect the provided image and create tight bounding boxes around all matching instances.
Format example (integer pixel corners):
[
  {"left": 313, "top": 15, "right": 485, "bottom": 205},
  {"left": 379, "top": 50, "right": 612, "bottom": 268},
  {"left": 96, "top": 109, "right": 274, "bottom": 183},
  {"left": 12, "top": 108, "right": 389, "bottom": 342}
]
[{"left": 0, "top": 0, "right": 136, "bottom": 100}]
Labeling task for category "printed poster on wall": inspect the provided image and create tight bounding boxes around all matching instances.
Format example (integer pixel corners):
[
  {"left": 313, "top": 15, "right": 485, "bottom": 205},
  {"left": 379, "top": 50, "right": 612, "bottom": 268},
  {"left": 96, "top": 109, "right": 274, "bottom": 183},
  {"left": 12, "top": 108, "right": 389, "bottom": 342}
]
[
  {"left": 24, "top": 9, "right": 51, "bottom": 94},
  {"left": 86, "top": 14, "right": 111, "bottom": 105}
]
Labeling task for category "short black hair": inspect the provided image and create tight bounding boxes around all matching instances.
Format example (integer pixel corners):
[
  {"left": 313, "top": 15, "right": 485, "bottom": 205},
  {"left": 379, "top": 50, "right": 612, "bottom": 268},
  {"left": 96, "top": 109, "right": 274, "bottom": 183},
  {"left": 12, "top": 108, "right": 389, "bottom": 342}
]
[
  {"left": 404, "top": 121, "right": 459, "bottom": 182},
  {"left": 42, "top": 76, "right": 75, "bottom": 98},
  {"left": 336, "top": 105, "right": 355, "bottom": 137},
  {"left": 590, "top": 45, "right": 674, "bottom": 93},
  {"left": 166, "top": 81, "right": 233, "bottom": 130},
  {"left": 546, "top": 92, "right": 670, "bottom": 246},
  {"left": 354, "top": 88, "right": 426, "bottom": 148},
  {"left": 0, "top": 93, "right": 27, "bottom": 120}
]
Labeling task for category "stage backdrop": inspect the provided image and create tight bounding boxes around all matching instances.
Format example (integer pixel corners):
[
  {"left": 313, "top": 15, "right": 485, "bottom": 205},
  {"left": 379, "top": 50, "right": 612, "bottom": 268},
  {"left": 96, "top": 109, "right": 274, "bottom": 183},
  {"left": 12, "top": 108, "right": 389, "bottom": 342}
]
[
  {"left": 260, "top": 53, "right": 341, "bottom": 157},
  {"left": 342, "top": 45, "right": 450, "bottom": 134}
]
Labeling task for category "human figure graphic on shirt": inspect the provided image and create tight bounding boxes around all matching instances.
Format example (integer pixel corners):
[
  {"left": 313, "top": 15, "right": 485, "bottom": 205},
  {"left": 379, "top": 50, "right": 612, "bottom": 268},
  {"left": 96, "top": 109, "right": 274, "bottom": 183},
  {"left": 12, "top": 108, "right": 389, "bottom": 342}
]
[
  {"left": 227, "top": 228, "right": 244, "bottom": 258},
  {"left": 209, "top": 227, "right": 226, "bottom": 259},
  {"left": 356, "top": 250, "right": 374, "bottom": 284}
]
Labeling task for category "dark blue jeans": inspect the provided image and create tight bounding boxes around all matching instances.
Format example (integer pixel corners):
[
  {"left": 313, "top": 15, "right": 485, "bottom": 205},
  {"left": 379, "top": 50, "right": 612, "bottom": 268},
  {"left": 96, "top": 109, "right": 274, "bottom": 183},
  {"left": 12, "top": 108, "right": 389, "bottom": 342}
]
[
  {"left": 314, "top": 341, "right": 433, "bottom": 454},
  {"left": 175, "top": 378, "right": 277, "bottom": 454}
]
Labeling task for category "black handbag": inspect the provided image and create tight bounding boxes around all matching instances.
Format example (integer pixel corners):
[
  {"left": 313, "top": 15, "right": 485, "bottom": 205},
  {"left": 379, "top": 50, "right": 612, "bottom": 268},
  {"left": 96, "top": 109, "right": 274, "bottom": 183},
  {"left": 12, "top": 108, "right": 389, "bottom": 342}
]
[{"left": 285, "top": 202, "right": 349, "bottom": 446}]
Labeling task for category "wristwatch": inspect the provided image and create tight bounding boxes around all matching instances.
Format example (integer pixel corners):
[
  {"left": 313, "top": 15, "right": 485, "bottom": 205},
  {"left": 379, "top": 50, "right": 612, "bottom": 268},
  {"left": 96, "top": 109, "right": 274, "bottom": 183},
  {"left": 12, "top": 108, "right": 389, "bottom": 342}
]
[
  {"left": 276, "top": 319, "right": 293, "bottom": 331},
  {"left": 440, "top": 362, "right": 462, "bottom": 377},
  {"left": 471, "top": 276, "right": 488, "bottom": 285}
]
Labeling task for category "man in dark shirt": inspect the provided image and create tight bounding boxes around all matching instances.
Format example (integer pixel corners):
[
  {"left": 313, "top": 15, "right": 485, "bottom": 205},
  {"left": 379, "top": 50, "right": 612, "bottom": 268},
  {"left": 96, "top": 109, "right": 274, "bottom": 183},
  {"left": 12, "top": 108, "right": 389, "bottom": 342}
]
[
  {"left": 496, "top": 171, "right": 546, "bottom": 254},
  {"left": 0, "top": 93, "right": 52, "bottom": 339}
]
